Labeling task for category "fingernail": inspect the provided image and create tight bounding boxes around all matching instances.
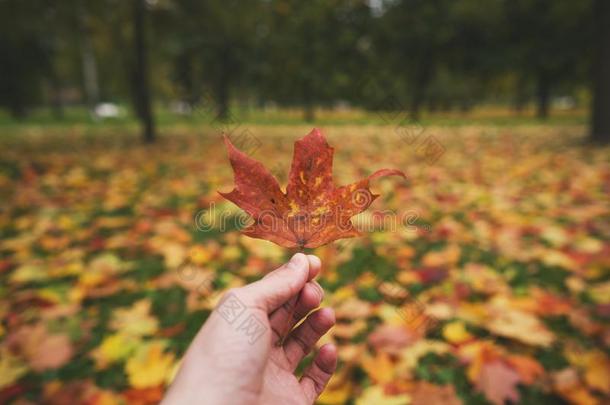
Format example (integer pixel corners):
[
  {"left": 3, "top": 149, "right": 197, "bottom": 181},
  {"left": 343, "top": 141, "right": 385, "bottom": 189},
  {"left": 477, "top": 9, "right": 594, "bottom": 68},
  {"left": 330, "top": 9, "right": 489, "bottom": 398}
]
[
  {"left": 289, "top": 252, "right": 307, "bottom": 269},
  {"left": 307, "top": 254, "right": 321, "bottom": 269}
]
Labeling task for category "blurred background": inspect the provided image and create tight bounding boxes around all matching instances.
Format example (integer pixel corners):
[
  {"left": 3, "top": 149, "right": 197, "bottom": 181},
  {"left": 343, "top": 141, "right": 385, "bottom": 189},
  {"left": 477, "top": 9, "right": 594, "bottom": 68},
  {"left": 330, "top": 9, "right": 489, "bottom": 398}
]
[
  {"left": 1, "top": 1, "right": 609, "bottom": 405},
  {"left": 0, "top": 0, "right": 608, "bottom": 139}
]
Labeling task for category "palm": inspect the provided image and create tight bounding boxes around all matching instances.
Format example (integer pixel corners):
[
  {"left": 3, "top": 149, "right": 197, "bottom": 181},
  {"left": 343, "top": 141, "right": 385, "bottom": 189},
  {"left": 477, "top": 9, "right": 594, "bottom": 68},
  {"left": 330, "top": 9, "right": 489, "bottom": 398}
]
[{"left": 259, "top": 348, "right": 310, "bottom": 404}]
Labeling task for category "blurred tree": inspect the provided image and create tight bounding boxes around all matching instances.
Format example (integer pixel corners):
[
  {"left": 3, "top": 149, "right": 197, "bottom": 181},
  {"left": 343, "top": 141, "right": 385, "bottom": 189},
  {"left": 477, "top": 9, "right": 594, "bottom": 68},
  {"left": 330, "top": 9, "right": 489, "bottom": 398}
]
[
  {"left": 0, "top": 0, "right": 600, "bottom": 125},
  {"left": 378, "top": 0, "right": 455, "bottom": 119},
  {"left": 133, "top": 0, "right": 155, "bottom": 142},
  {"left": 591, "top": 0, "right": 610, "bottom": 143},
  {"left": 263, "top": 0, "right": 356, "bottom": 121},
  {"left": 503, "top": 0, "right": 591, "bottom": 119},
  {"left": 40, "top": 1, "right": 101, "bottom": 118},
  {"left": 444, "top": 0, "right": 505, "bottom": 112},
  {"left": 77, "top": 1, "right": 101, "bottom": 111},
  {"left": 0, "top": 0, "right": 48, "bottom": 118},
  {"left": 165, "top": 0, "right": 265, "bottom": 121}
]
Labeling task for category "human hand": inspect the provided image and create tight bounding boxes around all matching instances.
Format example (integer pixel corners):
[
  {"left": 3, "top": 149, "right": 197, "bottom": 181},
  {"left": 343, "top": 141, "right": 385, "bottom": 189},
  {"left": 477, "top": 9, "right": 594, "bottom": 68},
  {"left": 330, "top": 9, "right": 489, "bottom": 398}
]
[{"left": 162, "top": 253, "right": 337, "bottom": 405}]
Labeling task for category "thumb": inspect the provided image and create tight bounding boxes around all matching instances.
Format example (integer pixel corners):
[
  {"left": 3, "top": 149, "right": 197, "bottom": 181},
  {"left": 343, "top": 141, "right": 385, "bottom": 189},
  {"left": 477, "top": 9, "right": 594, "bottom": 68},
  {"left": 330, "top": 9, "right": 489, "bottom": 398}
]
[{"left": 242, "top": 253, "right": 310, "bottom": 313}]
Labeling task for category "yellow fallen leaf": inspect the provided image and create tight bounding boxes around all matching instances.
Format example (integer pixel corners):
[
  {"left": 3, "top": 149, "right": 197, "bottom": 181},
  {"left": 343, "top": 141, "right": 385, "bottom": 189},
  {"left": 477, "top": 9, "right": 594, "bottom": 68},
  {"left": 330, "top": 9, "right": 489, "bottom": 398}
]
[
  {"left": 188, "top": 245, "right": 212, "bottom": 264},
  {"left": 317, "top": 368, "right": 353, "bottom": 405},
  {"left": 486, "top": 306, "right": 554, "bottom": 347},
  {"left": 565, "top": 348, "right": 610, "bottom": 394},
  {"left": 553, "top": 368, "right": 599, "bottom": 405},
  {"left": 443, "top": 321, "right": 472, "bottom": 344},
  {"left": 540, "top": 225, "right": 568, "bottom": 247},
  {"left": 589, "top": 281, "right": 610, "bottom": 304},
  {"left": 560, "top": 386, "right": 599, "bottom": 405},
  {"left": 161, "top": 242, "right": 187, "bottom": 270},
  {"left": 80, "top": 254, "right": 129, "bottom": 288},
  {"left": 0, "top": 347, "right": 28, "bottom": 389},
  {"left": 10, "top": 264, "right": 47, "bottom": 284},
  {"left": 110, "top": 299, "right": 159, "bottom": 337},
  {"left": 574, "top": 236, "right": 603, "bottom": 254},
  {"left": 583, "top": 355, "right": 610, "bottom": 394},
  {"left": 125, "top": 341, "right": 175, "bottom": 389},
  {"left": 356, "top": 386, "right": 411, "bottom": 405},
  {"left": 397, "top": 340, "right": 450, "bottom": 375},
  {"left": 91, "top": 333, "right": 141, "bottom": 369},
  {"left": 220, "top": 244, "right": 241, "bottom": 261},
  {"left": 333, "top": 319, "right": 367, "bottom": 340},
  {"left": 421, "top": 244, "right": 460, "bottom": 267},
  {"left": 361, "top": 351, "right": 395, "bottom": 383}
]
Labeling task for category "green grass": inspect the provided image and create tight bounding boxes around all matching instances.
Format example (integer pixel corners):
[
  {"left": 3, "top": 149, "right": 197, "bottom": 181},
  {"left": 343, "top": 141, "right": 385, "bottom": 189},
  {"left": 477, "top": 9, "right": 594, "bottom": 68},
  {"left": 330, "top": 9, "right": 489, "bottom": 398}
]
[{"left": 0, "top": 104, "right": 588, "bottom": 135}]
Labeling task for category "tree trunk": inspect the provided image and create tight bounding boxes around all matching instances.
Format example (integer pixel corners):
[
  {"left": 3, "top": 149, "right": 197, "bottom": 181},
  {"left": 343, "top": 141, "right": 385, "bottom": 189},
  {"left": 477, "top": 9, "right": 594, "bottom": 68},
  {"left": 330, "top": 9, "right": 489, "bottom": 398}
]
[
  {"left": 133, "top": 0, "right": 155, "bottom": 143},
  {"left": 591, "top": 0, "right": 610, "bottom": 143},
  {"left": 536, "top": 71, "right": 550, "bottom": 119},
  {"left": 78, "top": 7, "right": 99, "bottom": 111},
  {"left": 8, "top": 99, "right": 27, "bottom": 120},
  {"left": 80, "top": 37, "right": 99, "bottom": 110},
  {"left": 215, "top": 58, "right": 230, "bottom": 122},
  {"left": 410, "top": 57, "right": 433, "bottom": 120},
  {"left": 513, "top": 75, "right": 528, "bottom": 114},
  {"left": 303, "top": 85, "right": 315, "bottom": 122},
  {"left": 49, "top": 66, "right": 64, "bottom": 120}
]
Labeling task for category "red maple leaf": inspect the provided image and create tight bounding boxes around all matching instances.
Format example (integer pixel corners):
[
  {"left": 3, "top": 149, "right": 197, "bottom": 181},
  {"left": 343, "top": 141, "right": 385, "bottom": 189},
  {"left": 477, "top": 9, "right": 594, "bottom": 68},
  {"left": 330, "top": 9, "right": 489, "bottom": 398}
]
[{"left": 220, "top": 128, "right": 405, "bottom": 249}]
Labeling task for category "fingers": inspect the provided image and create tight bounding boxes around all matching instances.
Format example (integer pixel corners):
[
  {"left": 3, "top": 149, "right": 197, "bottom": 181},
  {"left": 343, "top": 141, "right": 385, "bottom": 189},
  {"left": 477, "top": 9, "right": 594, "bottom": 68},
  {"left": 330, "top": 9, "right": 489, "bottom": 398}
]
[
  {"left": 283, "top": 307, "right": 335, "bottom": 370},
  {"left": 306, "top": 255, "right": 321, "bottom": 280},
  {"left": 268, "top": 281, "right": 324, "bottom": 345},
  {"left": 300, "top": 344, "right": 338, "bottom": 404},
  {"left": 241, "top": 253, "right": 311, "bottom": 312},
  {"left": 261, "top": 254, "right": 320, "bottom": 282}
]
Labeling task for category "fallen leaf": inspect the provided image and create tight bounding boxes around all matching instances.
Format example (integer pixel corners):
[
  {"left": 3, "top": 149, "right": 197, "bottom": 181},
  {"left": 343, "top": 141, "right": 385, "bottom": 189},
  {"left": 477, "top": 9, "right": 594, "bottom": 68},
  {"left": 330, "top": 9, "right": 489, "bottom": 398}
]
[
  {"left": 565, "top": 348, "right": 610, "bottom": 394},
  {"left": 486, "top": 305, "right": 555, "bottom": 347},
  {"left": 109, "top": 299, "right": 159, "bottom": 337},
  {"left": 369, "top": 324, "right": 418, "bottom": 354},
  {"left": 90, "top": 333, "right": 140, "bottom": 369},
  {"left": 361, "top": 351, "right": 395, "bottom": 383},
  {"left": 317, "top": 367, "right": 354, "bottom": 405},
  {"left": 474, "top": 360, "right": 521, "bottom": 405},
  {"left": 125, "top": 341, "right": 175, "bottom": 389},
  {"left": 121, "top": 386, "right": 164, "bottom": 405},
  {"left": 8, "top": 324, "right": 73, "bottom": 372},
  {"left": 506, "top": 355, "right": 544, "bottom": 384},
  {"left": 411, "top": 381, "right": 462, "bottom": 405},
  {"left": 396, "top": 340, "right": 450, "bottom": 375},
  {"left": 355, "top": 385, "right": 410, "bottom": 405},
  {"left": 552, "top": 368, "right": 599, "bottom": 405},
  {"left": 0, "top": 347, "right": 28, "bottom": 390},
  {"left": 442, "top": 321, "right": 472, "bottom": 345}
]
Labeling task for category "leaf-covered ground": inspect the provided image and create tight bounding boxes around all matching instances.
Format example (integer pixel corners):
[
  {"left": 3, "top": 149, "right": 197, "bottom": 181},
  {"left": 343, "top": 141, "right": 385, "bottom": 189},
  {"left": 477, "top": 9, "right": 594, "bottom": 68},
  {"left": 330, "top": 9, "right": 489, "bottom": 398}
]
[{"left": 1, "top": 125, "right": 609, "bottom": 405}]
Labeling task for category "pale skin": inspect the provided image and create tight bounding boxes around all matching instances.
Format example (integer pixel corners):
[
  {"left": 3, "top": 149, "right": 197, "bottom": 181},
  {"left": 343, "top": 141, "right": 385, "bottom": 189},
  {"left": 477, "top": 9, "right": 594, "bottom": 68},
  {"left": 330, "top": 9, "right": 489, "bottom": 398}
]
[{"left": 162, "top": 253, "right": 337, "bottom": 405}]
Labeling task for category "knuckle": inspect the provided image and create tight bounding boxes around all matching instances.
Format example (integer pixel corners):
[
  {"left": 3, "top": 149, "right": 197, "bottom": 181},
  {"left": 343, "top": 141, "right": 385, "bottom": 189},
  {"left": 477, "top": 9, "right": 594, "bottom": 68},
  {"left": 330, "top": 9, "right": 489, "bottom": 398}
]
[{"left": 220, "top": 287, "right": 246, "bottom": 305}]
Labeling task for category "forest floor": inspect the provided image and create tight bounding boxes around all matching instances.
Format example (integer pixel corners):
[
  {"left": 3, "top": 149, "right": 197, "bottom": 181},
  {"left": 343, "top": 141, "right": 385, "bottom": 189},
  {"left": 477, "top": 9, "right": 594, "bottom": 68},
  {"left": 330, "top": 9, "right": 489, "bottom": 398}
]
[{"left": 1, "top": 123, "right": 609, "bottom": 404}]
